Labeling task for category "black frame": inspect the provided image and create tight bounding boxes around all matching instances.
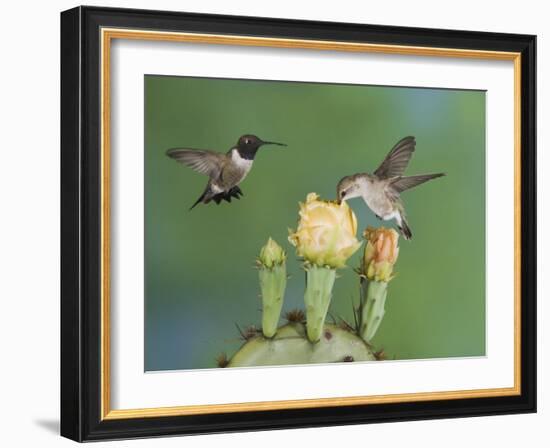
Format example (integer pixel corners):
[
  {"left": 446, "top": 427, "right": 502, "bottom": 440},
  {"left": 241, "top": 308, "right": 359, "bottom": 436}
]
[{"left": 61, "top": 6, "right": 536, "bottom": 442}]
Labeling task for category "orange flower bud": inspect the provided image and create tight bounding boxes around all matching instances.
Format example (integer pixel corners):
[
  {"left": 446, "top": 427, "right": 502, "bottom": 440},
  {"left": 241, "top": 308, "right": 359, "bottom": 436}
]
[{"left": 362, "top": 227, "right": 399, "bottom": 282}]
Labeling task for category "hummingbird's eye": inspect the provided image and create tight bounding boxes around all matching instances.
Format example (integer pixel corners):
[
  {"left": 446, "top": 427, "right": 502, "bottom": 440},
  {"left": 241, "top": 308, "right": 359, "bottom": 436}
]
[
  {"left": 245, "top": 138, "right": 251, "bottom": 145},
  {"left": 341, "top": 190, "right": 347, "bottom": 197}
]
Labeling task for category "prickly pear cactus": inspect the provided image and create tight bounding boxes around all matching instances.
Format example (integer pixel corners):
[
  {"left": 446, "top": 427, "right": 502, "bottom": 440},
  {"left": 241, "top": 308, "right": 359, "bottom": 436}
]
[
  {"left": 228, "top": 322, "right": 376, "bottom": 367},
  {"left": 217, "top": 194, "right": 400, "bottom": 369}
]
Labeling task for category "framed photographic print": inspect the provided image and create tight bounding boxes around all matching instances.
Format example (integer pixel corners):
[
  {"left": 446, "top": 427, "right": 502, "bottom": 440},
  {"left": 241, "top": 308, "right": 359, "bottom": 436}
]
[{"left": 60, "top": 6, "right": 536, "bottom": 442}]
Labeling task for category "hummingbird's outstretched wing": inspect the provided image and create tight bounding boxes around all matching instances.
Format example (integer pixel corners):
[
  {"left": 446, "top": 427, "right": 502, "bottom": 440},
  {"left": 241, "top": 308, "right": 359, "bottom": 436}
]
[
  {"left": 390, "top": 173, "right": 445, "bottom": 193},
  {"left": 166, "top": 148, "right": 225, "bottom": 178},
  {"left": 374, "top": 136, "right": 416, "bottom": 179}
]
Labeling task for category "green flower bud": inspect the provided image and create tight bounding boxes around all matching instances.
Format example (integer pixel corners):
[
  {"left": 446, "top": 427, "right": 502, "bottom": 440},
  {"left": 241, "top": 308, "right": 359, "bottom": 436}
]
[
  {"left": 258, "top": 237, "right": 286, "bottom": 269},
  {"left": 257, "top": 238, "right": 287, "bottom": 338}
]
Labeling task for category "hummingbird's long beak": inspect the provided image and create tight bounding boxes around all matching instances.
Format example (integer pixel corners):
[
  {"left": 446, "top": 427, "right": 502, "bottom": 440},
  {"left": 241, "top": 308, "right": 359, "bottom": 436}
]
[{"left": 261, "top": 141, "right": 287, "bottom": 147}]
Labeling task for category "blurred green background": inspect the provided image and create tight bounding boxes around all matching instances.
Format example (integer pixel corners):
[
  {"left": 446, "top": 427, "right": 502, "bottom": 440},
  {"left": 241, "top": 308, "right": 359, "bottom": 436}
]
[{"left": 144, "top": 75, "right": 486, "bottom": 371}]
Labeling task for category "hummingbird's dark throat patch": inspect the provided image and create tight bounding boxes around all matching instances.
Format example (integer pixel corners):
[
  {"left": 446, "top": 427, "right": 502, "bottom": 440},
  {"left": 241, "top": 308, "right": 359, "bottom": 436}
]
[{"left": 237, "top": 147, "right": 259, "bottom": 160}]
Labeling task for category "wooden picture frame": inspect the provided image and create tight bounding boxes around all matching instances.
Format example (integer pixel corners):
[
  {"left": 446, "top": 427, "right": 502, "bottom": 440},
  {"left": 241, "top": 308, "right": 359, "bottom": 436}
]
[{"left": 61, "top": 5, "right": 536, "bottom": 441}]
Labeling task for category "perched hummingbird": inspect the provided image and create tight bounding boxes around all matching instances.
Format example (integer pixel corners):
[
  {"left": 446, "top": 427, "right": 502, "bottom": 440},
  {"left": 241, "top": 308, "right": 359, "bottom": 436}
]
[
  {"left": 166, "top": 134, "right": 286, "bottom": 209},
  {"left": 336, "top": 136, "right": 445, "bottom": 240}
]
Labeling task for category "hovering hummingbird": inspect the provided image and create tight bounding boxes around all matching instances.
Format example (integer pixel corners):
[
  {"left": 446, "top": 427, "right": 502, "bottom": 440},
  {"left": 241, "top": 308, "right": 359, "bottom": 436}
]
[
  {"left": 166, "top": 134, "right": 286, "bottom": 210},
  {"left": 336, "top": 136, "right": 445, "bottom": 240}
]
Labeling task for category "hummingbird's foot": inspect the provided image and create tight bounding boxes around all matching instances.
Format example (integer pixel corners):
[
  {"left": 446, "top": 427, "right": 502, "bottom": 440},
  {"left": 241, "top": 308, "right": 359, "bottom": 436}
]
[{"left": 375, "top": 214, "right": 382, "bottom": 220}]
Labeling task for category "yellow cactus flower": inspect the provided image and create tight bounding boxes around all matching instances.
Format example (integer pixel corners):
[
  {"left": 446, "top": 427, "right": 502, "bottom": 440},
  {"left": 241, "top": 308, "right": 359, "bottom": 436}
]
[
  {"left": 289, "top": 193, "right": 362, "bottom": 269},
  {"left": 362, "top": 227, "right": 400, "bottom": 282}
]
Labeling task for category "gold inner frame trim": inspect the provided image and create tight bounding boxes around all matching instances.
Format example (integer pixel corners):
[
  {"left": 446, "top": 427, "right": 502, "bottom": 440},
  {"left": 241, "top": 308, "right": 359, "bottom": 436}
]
[{"left": 100, "top": 27, "right": 522, "bottom": 420}]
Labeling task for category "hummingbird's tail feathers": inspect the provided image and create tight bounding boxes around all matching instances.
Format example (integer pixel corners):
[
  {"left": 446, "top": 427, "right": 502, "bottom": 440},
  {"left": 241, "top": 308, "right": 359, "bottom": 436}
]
[
  {"left": 228, "top": 186, "right": 243, "bottom": 198},
  {"left": 189, "top": 184, "right": 244, "bottom": 210},
  {"left": 391, "top": 173, "right": 445, "bottom": 193},
  {"left": 395, "top": 211, "right": 412, "bottom": 240},
  {"left": 221, "top": 186, "right": 244, "bottom": 203},
  {"left": 209, "top": 186, "right": 244, "bottom": 206},
  {"left": 398, "top": 219, "right": 413, "bottom": 240}
]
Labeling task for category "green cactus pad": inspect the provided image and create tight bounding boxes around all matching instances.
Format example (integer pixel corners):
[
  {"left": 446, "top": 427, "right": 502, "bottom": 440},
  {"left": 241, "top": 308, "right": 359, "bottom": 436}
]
[{"left": 227, "top": 323, "right": 376, "bottom": 368}]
